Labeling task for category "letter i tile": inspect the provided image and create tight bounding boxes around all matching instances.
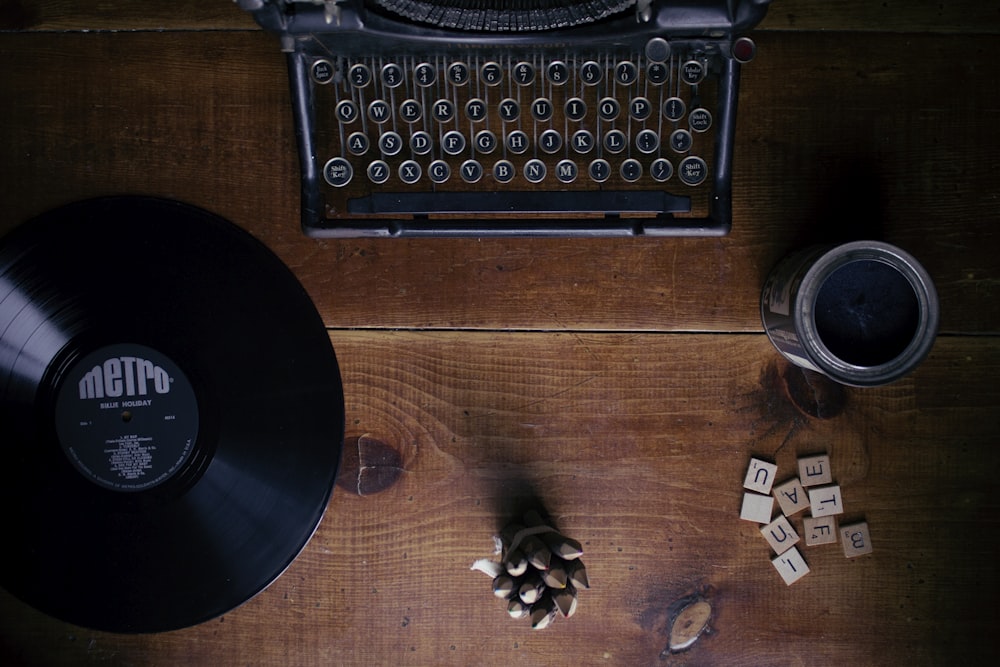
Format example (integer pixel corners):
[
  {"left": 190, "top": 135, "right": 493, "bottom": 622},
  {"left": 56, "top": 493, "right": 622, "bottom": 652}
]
[{"left": 772, "top": 546, "right": 810, "bottom": 586}]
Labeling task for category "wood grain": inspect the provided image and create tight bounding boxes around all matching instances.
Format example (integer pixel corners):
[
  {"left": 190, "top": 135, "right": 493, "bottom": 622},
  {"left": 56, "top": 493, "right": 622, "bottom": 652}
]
[
  {"left": 1, "top": 332, "right": 997, "bottom": 665},
  {"left": 1, "top": 2, "right": 999, "bottom": 665}
]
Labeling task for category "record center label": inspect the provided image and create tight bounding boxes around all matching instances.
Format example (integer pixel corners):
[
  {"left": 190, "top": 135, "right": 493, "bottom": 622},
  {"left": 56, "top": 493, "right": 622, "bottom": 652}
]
[{"left": 55, "top": 344, "right": 199, "bottom": 492}]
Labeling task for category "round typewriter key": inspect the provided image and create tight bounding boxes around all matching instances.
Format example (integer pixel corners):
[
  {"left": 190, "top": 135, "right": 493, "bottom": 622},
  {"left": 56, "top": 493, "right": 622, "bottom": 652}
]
[
  {"left": 689, "top": 108, "right": 713, "bottom": 132},
  {"left": 651, "top": 158, "right": 674, "bottom": 182},
  {"left": 466, "top": 98, "right": 487, "bottom": 122},
  {"left": 381, "top": 63, "right": 404, "bottom": 88},
  {"left": 598, "top": 97, "right": 620, "bottom": 121},
  {"left": 398, "top": 159, "right": 422, "bottom": 184},
  {"left": 378, "top": 131, "right": 403, "bottom": 156},
  {"left": 441, "top": 130, "right": 466, "bottom": 156},
  {"left": 460, "top": 159, "right": 484, "bottom": 184},
  {"left": 475, "top": 129, "right": 498, "bottom": 153},
  {"left": 399, "top": 99, "right": 422, "bottom": 123},
  {"left": 681, "top": 59, "right": 705, "bottom": 85},
  {"left": 556, "top": 159, "right": 578, "bottom": 184},
  {"left": 481, "top": 62, "right": 503, "bottom": 86},
  {"left": 565, "top": 97, "right": 587, "bottom": 122},
  {"left": 588, "top": 158, "right": 611, "bottom": 183},
  {"left": 413, "top": 62, "right": 436, "bottom": 87},
  {"left": 506, "top": 130, "right": 529, "bottom": 155},
  {"left": 635, "top": 128, "right": 659, "bottom": 154},
  {"left": 347, "top": 132, "right": 369, "bottom": 156},
  {"left": 367, "top": 160, "right": 390, "bottom": 184},
  {"left": 432, "top": 99, "right": 456, "bottom": 123},
  {"left": 547, "top": 61, "right": 569, "bottom": 85},
  {"left": 311, "top": 59, "right": 335, "bottom": 84},
  {"left": 322, "top": 157, "right": 353, "bottom": 187},
  {"left": 620, "top": 158, "right": 643, "bottom": 182},
  {"left": 539, "top": 129, "right": 563, "bottom": 154},
  {"left": 410, "top": 130, "right": 433, "bottom": 155},
  {"left": 732, "top": 36, "right": 757, "bottom": 64},
  {"left": 367, "top": 99, "right": 391, "bottom": 124},
  {"left": 603, "top": 129, "right": 626, "bottom": 154},
  {"left": 531, "top": 98, "right": 554, "bottom": 122},
  {"left": 662, "top": 97, "right": 686, "bottom": 121},
  {"left": 512, "top": 61, "right": 535, "bottom": 86},
  {"left": 629, "top": 96, "right": 652, "bottom": 121},
  {"left": 524, "top": 158, "right": 547, "bottom": 183},
  {"left": 493, "top": 159, "right": 515, "bottom": 183},
  {"left": 678, "top": 156, "right": 708, "bottom": 186},
  {"left": 428, "top": 160, "right": 451, "bottom": 184},
  {"left": 448, "top": 62, "right": 470, "bottom": 85},
  {"left": 498, "top": 98, "right": 520, "bottom": 122},
  {"left": 580, "top": 60, "right": 603, "bottom": 85},
  {"left": 335, "top": 100, "right": 360, "bottom": 124},
  {"left": 647, "top": 62, "right": 669, "bottom": 85},
  {"left": 571, "top": 129, "right": 595, "bottom": 154},
  {"left": 348, "top": 63, "right": 372, "bottom": 87},
  {"left": 670, "top": 128, "right": 693, "bottom": 153},
  {"left": 615, "top": 61, "right": 638, "bottom": 85}
]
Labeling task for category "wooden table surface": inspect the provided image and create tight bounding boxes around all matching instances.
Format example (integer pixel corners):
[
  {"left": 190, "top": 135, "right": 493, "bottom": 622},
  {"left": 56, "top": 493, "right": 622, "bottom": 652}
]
[{"left": 1, "top": 2, "right": 998, "bottom": 665}]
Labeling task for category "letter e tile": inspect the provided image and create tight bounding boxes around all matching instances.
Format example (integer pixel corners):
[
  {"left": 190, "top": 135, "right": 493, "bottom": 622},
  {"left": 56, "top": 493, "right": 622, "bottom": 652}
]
[{"left": 798, "top": 454, "right": 832, "bottom": 487}]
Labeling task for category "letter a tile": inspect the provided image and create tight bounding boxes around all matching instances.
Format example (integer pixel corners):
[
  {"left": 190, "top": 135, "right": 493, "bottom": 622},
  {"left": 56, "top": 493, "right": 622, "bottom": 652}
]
[{"left": 773, "top": 477, "right": 810, "bottom": 517}]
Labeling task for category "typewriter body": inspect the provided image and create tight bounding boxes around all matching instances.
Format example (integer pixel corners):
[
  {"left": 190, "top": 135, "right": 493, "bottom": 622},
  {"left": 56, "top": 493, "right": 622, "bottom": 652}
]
[{"left": 241, "top": 0, "right": 772, "bottom": 237}]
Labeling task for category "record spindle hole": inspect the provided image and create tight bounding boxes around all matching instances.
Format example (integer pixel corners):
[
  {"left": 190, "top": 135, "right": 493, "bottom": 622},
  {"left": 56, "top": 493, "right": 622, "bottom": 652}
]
[{"left": 121, "top": 410, "right": 133, "bottom": 423}]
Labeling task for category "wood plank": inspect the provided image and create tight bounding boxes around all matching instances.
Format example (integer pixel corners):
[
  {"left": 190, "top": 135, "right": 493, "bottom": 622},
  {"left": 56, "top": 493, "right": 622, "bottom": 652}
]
[
  {"left": 1, "top": 30, "right": 997, "bottom": 334},
  {"left": 1, "top": 331, "right": 997, "bottom": 664},
  {"left": 3, "top": 0, "right": 998, "bottom": 34}
]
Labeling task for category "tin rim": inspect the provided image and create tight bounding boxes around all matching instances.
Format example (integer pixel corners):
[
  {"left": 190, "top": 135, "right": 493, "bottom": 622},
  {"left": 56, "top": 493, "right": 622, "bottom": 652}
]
[{"left": 793, "top": 241, "right": 939, "bottom": 387}]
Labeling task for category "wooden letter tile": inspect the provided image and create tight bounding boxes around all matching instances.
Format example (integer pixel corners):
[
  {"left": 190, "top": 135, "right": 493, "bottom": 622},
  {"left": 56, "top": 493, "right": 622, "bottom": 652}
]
[
  {"left": 760, "top": 515, "right": 800, "bottom": 555},
  {"left": 798, "top": 454, "right": 832, "bottom": 487},
  {"left": 808, "top": 484, "right": 844, "bottom": 517},
  {"left": 772, "top": 546, "right": 810, "bottom": 586},
  {"left": 803, "top": 515, "right": 837, "bottom": 546},
  {"left": 773, "top": 477, "right": 810, "bottom": 516},
  {"left": 743, "top": 457, "right": 778, "bottom": 494},
  {"left": 840, "top": 521, "right": 873, "bottom": 558},
  {"left": 740, "top": 492, "right": 774, "bottom": 524}
]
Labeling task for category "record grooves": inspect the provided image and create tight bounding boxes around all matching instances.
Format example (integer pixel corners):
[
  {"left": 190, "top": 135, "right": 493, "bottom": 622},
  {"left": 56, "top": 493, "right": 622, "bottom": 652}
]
[{"left": 0, "top": 197, "right": 345, "bottom": 633}]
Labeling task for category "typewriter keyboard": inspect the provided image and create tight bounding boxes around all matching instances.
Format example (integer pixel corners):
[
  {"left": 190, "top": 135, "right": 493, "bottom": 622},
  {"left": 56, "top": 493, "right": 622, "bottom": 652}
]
[{"left": 310, "top": 39, "right": 722, "bottom": 219}]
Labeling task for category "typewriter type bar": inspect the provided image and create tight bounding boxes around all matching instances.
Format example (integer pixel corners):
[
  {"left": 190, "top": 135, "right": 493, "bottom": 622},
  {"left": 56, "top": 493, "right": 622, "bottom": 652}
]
[{"left": 242, "top": 0, "right": 772, "bottom": 237}]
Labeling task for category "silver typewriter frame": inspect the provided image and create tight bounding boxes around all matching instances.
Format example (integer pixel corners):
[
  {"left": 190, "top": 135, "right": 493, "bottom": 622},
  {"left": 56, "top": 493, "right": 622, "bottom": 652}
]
[{"left": 241, "top": 0, "right": 772, "bottom": 237}]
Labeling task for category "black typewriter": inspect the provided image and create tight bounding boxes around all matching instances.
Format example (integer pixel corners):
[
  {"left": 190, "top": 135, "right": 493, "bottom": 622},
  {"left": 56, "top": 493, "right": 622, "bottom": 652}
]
[{"left": 240, "top": 0, "right": 772, "bottom": 237}]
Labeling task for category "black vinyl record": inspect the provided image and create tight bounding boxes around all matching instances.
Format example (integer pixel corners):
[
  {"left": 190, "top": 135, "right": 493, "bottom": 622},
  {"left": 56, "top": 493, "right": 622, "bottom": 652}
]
[{"left": 0, "top": 197, "right": 345, "bottom": 633}]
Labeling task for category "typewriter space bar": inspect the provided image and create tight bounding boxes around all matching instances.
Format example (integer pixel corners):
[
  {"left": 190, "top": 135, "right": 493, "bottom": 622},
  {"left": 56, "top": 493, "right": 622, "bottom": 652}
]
[{"left": 347, "top": 190, "right": 691, "bottom": 216}]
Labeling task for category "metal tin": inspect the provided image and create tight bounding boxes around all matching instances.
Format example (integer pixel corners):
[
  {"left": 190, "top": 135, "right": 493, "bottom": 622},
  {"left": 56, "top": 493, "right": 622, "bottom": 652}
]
[{"left": 761, "top": 241, "right": 939, "bottom": 387}]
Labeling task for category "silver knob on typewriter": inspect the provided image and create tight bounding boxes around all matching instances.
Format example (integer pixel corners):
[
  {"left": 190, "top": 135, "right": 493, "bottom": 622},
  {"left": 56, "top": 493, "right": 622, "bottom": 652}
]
[{"left": 645, "top": 37, "right": 671, "bottom": 63}]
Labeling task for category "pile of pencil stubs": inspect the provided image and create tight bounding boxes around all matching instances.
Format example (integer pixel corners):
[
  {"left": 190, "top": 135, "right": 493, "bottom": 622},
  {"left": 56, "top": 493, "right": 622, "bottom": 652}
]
[{"left": 487, "top": 510, "right": 589, "bottom": 630}]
